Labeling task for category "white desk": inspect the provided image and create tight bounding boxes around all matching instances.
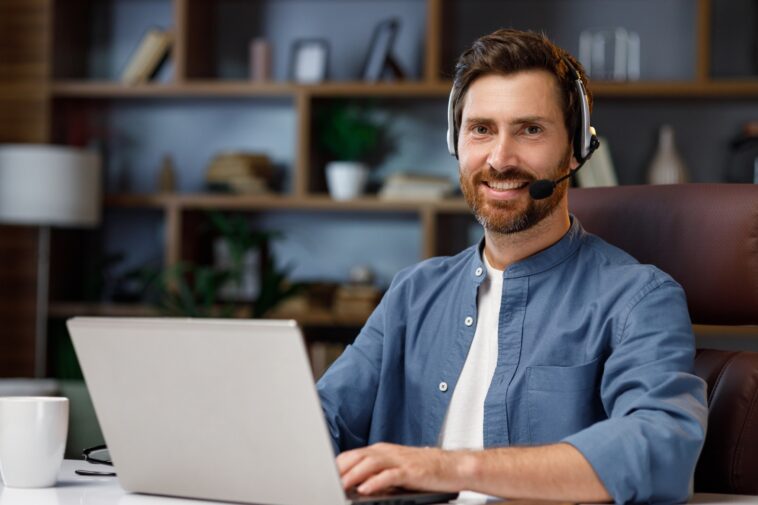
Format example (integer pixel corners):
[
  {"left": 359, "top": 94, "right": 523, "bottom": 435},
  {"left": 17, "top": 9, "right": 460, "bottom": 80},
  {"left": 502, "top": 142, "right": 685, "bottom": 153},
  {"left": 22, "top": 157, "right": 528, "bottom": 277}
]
[{"left": 1, "top": 460, "right": 757, "bottom": 505}]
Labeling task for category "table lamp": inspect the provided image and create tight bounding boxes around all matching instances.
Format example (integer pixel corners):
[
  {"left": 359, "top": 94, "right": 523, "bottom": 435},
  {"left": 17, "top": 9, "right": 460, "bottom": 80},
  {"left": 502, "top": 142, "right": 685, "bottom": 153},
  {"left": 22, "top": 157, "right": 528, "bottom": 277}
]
[{"left": 0, "top": 144, "right": 102, "bottom": 377}]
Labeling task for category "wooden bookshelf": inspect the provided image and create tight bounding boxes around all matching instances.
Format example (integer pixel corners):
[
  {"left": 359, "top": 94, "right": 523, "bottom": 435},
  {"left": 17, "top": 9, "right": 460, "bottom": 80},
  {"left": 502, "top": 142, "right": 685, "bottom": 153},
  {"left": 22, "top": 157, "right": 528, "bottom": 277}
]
[
  {"left": 3, "top": 0, "right": 749, "bottom": 380},
  {"left": 39, "top": 0, "right": 758, "bottom": 271},
  {"left": 54, "top": 0, "right": 758, "bottom": 310}
]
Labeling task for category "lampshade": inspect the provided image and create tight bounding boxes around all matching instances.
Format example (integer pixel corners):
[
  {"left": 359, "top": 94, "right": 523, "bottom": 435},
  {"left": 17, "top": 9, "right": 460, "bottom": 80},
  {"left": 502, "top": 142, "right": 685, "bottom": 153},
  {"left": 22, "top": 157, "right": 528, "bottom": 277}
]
[{"left": 0, "top": 144, "right": 102, "bottom": 227}]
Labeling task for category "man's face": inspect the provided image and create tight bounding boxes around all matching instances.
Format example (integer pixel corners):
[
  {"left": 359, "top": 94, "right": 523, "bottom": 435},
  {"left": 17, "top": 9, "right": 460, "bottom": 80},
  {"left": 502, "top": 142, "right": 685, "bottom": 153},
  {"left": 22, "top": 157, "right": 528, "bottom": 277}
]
[{"left": 457, "top": 71, "right": 578, "bottom": 235}]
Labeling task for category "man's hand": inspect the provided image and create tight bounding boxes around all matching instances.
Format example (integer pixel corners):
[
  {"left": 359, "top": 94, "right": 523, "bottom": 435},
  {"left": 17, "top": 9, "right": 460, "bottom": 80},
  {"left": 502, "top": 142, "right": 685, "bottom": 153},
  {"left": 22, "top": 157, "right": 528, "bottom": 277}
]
[
  {"left": 337, "top": 442, "right": 470, "bottom": 495},
  {"left": 336, "top": 442, "right": 611, "bottom": 502}
]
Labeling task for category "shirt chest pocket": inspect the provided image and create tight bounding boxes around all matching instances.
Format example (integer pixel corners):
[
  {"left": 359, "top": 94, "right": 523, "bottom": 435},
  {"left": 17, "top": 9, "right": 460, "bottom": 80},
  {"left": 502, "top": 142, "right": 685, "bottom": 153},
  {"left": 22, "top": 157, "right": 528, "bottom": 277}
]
[{"left": 526, "top": 358, "right": 604, "bottom": 445}]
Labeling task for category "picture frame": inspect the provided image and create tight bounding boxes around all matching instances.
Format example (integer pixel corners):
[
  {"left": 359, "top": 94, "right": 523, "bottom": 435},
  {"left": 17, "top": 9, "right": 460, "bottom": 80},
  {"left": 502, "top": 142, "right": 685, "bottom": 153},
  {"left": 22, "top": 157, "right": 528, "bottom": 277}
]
[
  {"left": 362, "top": 18, "right": 403, "bottom": 82},
  {"left": 289, "top": 38, "right": 329, "bottom": 83}
]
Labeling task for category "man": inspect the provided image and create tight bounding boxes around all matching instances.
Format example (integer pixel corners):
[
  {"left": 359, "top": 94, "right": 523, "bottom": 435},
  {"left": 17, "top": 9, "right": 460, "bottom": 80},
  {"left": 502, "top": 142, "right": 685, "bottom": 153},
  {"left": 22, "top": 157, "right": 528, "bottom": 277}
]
[{"left": 317, "top": 29, "right": 707, "bottom": 503}]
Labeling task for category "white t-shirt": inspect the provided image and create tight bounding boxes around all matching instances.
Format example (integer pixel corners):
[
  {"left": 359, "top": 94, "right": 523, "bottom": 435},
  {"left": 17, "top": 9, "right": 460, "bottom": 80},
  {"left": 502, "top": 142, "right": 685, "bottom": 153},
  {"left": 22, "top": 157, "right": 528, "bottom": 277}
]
[{"left": 439, "top": 251, "right": 503, "bottom": 450}]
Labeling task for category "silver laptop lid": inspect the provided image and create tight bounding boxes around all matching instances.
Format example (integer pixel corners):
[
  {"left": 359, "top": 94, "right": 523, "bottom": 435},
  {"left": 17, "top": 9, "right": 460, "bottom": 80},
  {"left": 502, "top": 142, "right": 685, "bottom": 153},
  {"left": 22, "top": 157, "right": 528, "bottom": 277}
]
[{"left": 68, "top": 317, "right": 346, "bottom": 505}]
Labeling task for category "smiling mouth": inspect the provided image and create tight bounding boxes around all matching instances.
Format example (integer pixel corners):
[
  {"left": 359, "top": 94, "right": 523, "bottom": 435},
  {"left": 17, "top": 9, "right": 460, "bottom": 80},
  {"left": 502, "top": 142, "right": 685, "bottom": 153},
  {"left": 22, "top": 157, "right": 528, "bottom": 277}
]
[{"left": 483, "top": 180, "right": 530, "bottom": 191}]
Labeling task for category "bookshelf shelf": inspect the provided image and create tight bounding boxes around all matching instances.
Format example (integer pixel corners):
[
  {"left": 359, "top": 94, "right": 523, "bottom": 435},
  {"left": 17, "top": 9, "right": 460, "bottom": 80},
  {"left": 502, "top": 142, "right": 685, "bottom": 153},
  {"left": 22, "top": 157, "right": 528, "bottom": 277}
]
[
  {"left": 48, "top": 302, "right": 159, "bottom": 318},
  {"left": 52, "top": 79, "right": 758, "bottom": 99},
  {"left": 44, "top": 301, "right": 758, "bottom": 338},
  {"left": 51, "top": 81, "right": 298, "bottom": 98},
  {"left": 105, "top": 193, "right": 471, "bottom": 213},
  {"left": 51, "top": 80, "right": 451, "bottom": 99},
  {"left": 591, "top": 79, "right": 758, "bottom": 98},
  {"left": 48, "top": 301, "right": 369, "bottom": 328},
  {"left": 303, "top": 81, "right": 451, "bottom": 97}
]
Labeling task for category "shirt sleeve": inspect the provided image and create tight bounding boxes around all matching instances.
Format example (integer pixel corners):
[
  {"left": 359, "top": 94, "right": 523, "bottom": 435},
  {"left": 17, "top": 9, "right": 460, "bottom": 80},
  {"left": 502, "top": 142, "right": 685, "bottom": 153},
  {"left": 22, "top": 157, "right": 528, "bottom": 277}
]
[
  {"left": 562, "top": 278, "right": 708, "bottom": 504},
  {"left": 316, "top": 287, "right": 388, "bottom": 454}
]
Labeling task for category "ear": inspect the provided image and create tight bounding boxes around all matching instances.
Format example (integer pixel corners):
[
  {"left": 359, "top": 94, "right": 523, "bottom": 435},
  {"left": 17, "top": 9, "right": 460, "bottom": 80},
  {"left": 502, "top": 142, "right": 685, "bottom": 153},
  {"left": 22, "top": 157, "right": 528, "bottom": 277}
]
[
  {"left": 569, "top": 141, "right": 581, "bottom": 171},
  {"left": 569, "top": 153, "right": 580, "bottom": 171}
]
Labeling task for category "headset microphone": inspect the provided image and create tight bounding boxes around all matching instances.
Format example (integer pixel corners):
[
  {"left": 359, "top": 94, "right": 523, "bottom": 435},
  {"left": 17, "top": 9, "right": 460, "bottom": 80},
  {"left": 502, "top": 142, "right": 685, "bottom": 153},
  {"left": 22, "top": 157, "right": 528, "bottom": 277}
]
[
  {"left": 528, "top": 133, "right": 600, "bottom": 200},
  {"left": 529, "top": 175, "right": 568, "bottom": 200}
]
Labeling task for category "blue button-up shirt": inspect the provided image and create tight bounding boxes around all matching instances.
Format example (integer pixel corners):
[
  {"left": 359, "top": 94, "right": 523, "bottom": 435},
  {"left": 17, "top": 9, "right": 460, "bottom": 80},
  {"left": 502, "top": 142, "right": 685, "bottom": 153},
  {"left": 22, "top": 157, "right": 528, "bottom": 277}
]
[{"left": 317, "top": 217, "right": 707, "bottom": 503}]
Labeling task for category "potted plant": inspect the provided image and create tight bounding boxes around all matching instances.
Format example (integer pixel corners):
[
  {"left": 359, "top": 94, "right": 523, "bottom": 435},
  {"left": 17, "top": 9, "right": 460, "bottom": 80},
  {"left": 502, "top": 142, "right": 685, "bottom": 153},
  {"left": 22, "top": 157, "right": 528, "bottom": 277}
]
[
  {"left": 317, "top": 102, "right": 393, "bottom": 200},
  {"left": 131, "top": 212, "right": 301, "bottom": 318}
]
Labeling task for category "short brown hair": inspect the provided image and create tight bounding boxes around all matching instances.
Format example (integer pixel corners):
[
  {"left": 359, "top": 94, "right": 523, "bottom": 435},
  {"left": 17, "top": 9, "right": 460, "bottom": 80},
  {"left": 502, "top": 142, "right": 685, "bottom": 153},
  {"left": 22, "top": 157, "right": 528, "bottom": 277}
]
[{"left": 451, "top": 29, "right": 592, "bottom": 152}]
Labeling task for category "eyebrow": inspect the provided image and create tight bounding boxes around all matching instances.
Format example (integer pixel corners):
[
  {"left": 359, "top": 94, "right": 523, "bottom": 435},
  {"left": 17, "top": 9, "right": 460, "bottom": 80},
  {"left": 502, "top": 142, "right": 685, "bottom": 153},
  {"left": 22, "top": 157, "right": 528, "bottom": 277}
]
[{"left": 462, "top": 115, "right": 556, "bottom": 127}]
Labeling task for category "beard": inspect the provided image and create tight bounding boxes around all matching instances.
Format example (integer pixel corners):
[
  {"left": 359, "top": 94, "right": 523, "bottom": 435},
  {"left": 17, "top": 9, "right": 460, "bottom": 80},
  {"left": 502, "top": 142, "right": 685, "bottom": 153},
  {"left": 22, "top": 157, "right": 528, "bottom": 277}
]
[{"left": 460, "top": 150, "right": 572, "bottom": 235}]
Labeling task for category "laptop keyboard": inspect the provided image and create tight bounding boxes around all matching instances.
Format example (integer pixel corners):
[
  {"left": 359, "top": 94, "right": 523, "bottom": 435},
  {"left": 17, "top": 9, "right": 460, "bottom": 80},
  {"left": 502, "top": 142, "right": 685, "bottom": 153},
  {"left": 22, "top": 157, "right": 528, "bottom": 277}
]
[{"left": 347, "top": 489, "right": 457, "bottom": 505}]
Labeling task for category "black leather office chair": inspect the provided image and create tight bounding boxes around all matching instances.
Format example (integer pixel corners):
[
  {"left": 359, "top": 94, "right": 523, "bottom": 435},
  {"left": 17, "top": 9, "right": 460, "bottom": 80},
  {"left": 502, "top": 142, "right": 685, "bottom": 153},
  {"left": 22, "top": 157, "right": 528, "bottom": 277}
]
[{"left": 569, "top": 184, "right": 758, "bottom": 495}]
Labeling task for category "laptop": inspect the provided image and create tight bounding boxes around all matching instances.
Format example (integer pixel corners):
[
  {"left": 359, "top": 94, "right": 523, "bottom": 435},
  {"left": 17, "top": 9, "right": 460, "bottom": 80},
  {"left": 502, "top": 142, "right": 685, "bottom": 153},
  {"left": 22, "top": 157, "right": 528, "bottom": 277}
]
[{"left": 67, "top": 317, "right": 458, "bottom": 505}]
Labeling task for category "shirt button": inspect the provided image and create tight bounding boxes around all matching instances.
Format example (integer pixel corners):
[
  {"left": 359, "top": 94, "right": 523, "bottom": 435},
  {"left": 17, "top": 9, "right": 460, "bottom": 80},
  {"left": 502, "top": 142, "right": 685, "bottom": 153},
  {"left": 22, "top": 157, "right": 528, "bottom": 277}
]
[
  {"left": 475, "top": 267, "right": 483, "bottom": 276},
  {"left": 464, "top": 316, "right": 474, "bottom": 327},
  {"left": 438, "top": 382, "right": 448, "bottom": 392}
]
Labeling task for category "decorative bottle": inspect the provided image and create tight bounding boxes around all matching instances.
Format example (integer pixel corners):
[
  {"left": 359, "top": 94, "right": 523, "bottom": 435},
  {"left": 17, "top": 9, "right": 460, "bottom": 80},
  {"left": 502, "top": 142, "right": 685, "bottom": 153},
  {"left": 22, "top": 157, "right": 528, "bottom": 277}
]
[
  {"left": 647, "top": 124, "right": 689, "bottom": 184},
  {"left": 158, "top": 154, "right": 177, "bottom": 192}
]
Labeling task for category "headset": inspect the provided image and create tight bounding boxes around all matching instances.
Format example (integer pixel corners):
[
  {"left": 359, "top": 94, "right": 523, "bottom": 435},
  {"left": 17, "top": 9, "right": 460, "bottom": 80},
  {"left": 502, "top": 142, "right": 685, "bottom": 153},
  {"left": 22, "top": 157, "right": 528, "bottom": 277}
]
[{"left": 445, "top": 57, "right": 600, "bottom": 176}]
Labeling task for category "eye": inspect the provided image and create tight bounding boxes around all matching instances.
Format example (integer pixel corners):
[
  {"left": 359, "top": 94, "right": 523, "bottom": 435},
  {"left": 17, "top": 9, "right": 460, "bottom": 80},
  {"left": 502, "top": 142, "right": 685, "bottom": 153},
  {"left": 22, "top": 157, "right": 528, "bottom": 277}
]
[
  {"left": 525, "top": 125, "right": 543, "bottom": 135},
  {"left": 473, "top": 125, "right": 489, "bottom": 135}
]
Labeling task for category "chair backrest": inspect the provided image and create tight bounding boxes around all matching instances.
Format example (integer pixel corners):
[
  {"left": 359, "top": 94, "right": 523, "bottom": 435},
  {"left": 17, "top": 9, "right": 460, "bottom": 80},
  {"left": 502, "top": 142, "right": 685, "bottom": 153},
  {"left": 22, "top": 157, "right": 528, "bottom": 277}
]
[
  {"left": 569, "top": 184, "right": 758, "bottom": 495},
  {"left": 692, "top": 349, "right": 758, "bottom": 494}
]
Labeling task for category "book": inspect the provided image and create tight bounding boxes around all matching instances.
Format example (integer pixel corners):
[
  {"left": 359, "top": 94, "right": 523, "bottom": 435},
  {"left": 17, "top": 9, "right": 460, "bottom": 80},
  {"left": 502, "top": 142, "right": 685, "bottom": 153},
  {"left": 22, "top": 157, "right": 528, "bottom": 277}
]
[
  {"left": 121, "top": 28, "right": 173, "bottom": 85},
  {"left": 249, "top": 38, "right": 272, "bottom": 81},
  {"left": 379, "top": 172, "right": 455, "bottom": 200},
  {"left": 207, "top": 164, "right": 271, "bottom": 179},
  {"left": 576, "top": 136, "right": 618, "bottom": 188},
  {"left": 205, "top": 151, "right": 274, "bottom": 193}
]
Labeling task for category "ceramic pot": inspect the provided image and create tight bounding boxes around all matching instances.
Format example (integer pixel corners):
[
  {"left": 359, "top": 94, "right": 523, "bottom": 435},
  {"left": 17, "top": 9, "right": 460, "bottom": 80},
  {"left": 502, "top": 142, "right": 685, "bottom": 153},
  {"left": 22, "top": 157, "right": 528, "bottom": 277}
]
[{"left": 325, "top": 161, "right": 369, "bottom": 200}]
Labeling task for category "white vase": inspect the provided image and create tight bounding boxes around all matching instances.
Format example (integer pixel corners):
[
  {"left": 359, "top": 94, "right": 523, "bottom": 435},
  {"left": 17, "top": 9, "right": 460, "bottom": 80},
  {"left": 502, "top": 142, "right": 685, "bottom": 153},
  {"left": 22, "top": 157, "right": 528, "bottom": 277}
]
[
  {"left": 325, "top": 161, "right": 369, "bottom": 200},
  {"left": 647, "top": 124, "right": 689, "bottom": 184}
]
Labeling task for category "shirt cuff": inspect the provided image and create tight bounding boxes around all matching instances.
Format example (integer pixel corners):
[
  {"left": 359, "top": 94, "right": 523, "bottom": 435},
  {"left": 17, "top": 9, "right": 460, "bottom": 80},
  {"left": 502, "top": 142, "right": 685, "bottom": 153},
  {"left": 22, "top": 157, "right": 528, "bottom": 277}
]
[{"left": 561, "top": 419, "right": 646, "bottom": 504}]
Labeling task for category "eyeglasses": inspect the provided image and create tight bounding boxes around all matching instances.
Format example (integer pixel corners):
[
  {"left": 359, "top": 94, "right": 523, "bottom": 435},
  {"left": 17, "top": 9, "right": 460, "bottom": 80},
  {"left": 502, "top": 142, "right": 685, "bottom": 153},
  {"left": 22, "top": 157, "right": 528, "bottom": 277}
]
[{"left": 75, "top": 445, "right": 116, "bottom": 477}]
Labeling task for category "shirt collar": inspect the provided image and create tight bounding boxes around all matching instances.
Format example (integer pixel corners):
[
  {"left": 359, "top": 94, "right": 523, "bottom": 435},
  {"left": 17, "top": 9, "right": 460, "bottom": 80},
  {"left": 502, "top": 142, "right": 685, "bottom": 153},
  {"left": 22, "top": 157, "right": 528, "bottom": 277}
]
[{"left": 469, "top": 215, "right": 585, "bottom": 281}]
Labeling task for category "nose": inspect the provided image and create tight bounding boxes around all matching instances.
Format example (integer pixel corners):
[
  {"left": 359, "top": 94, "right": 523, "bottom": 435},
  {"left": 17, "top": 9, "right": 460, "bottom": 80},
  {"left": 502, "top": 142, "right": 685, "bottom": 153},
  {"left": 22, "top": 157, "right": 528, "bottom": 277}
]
[{"left": 486, "top": 132, "right": 517, "bottom": 172}]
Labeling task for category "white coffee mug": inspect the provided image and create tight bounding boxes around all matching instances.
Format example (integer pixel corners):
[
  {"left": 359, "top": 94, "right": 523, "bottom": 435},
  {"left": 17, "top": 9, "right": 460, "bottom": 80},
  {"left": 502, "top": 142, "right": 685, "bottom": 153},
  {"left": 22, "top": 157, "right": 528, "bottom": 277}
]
[{"left": 0, "top": 397, "right": 68, "bottom": 488}]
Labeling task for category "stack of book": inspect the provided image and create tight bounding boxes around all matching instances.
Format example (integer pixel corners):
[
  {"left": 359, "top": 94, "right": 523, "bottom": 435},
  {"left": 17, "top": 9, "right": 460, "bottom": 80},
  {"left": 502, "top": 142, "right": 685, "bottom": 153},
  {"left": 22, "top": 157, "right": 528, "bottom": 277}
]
[
  {"left": 205, "top": 152, "right": 274, "bottom": 194},
  {"left": 121, "top": 28, "right": 173, "bottom": 85},
  {"left": 333, "top": 284, "right": 380, "bottom": 319},
  {"left": 379, "top": 172, "right": 455, "bottom": 200}
]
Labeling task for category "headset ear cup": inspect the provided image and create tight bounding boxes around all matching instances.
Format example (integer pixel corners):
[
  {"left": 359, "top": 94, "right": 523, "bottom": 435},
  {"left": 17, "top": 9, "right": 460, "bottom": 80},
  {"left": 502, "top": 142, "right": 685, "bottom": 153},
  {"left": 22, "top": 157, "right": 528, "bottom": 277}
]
[
  {"left": 573, "top": 130, "right": 584, "bottom": 163},
  {"left": 577, "top": 130, "right": 600, "bottom": 165},
  {"left": 564, "top": 58, "right": 595, "bottom": 163},
  {"left": 446, "top": 87, "right": 457, "bottom": 157}
]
